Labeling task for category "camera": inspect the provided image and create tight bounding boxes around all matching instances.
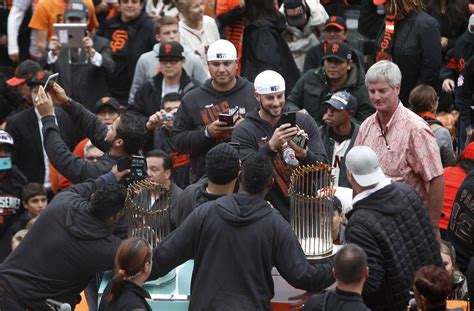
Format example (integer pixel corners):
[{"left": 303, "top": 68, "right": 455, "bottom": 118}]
[
  {"left": 162, "top": 112, "right": 175, "bottom": 122},
  {"left": 292, "top": 134, "right": 308, "bottom": 149}
]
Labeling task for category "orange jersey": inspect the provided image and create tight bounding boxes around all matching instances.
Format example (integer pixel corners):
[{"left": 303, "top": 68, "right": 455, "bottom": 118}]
[{"left": 29, "top": 0, "right": 99, "bottom": 39}]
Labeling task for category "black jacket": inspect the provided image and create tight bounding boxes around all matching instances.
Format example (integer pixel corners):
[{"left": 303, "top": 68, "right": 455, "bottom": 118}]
[
  {"left": 303, "top": 42, "right": 366, "bottom": 75},
  {"left": 6, "top": 106, "right": 78, "bottom": 185},
  {"left": 287, "top": 66, "right": 374, "bottom": 125},
  {"left": 241, "top": 16, "right": 300, "bottom": 95},
  {"left": 99, "top": 280, "right": 152, "bottom": 311},
  {"left": 345, "top": 182, "right": 442, "bottom": 311},
  {"left": 42, "top": 35, "right": 115, "bottom": 110},
  {"left": 447, "top": 170, "right": 474, "bottom": 273},
  {"left": 375, "top": 11, "right": 441, "bottom": 104},
  {"left": 42, "top": 101, "right": 118, "bottom": 184},
  {"left": 150, "top": 193, "right": 335, "bottom": 310},
  {"left": 319, "top": 121, "right": 359, "bottom": 188},
  {"left": 0, "top": 175, "right": 122, "bottom": 310},
  {"left": 357, "top": 0, "right": 384, "bottom": 40},
  {"left": 172, "top": 177, "right": 224, "bottom": 227},
  {"left": 172, "top": 77, "right": 258, "bottom": 181},
  {"left": 97, "top": 12, "right": 155, "bottom": 100},
  {"left": 232, "top": 110, "right": 328, "bottom": 221},
  {"left": 154, "top": 127, "right": 191, "bottom": 189},
  {"left": 130, "top": 70, "right": 198, "bottom": 118},
  {"left": 303, "top": 288, "right": 370, "bottom": 311}
]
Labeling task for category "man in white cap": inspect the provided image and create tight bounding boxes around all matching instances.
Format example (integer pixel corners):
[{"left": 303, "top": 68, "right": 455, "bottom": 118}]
[
  {"left": 344, "top": 146, "right": 442, "bottom": 311},
  {"left": 232, "top": 70, "right": 327, "bottom": 221},
  {"left": 172, "top": 39, "right": 258, "bottom": 182}
]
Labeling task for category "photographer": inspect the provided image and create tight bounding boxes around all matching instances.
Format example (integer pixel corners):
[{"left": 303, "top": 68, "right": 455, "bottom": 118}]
[
  {"left": 42, "top": 0, "right": 115, "bottom": 111},
  {"left": 152, "top": 92, "right": 191, "bottom": 189},
  {"left": 34, "top": 82, "right": 148, "bottom": 184},
  {"left": 232, "top": 70, "right": 328, "bottom": 221}
]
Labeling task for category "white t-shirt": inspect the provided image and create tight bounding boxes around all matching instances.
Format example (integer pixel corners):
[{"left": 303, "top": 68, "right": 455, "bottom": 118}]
[
  {"left": 179, "top": 15, "right": 220, "bottom": 70},
  {"left": 331, "top": 139, "right": 351, "bottom": 186}
]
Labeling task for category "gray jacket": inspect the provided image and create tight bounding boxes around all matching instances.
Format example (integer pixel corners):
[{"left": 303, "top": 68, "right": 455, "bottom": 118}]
[{"left": 129, "top": 43, "right": 209, "bottom": 103}]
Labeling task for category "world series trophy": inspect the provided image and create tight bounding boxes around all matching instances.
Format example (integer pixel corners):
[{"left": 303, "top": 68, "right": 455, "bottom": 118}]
[
  {"left": 289, "top": 163, "right": 335, "bottom": 261},
  {"left": 125, "top": 178, "right": 176, "bottom": 285}
]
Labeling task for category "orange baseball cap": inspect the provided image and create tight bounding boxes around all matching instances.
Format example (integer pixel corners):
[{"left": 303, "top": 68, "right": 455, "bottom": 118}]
[{"left": 373, "top": 0, "right": 387, "bottom": 5}]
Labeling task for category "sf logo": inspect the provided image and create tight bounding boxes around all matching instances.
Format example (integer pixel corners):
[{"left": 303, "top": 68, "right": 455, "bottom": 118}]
[
  {"left": 332, "top": 44, "right": 339, "bottom": 53},
  {"left": 110, "top": 30, "right": 128, "bottom": 53}
]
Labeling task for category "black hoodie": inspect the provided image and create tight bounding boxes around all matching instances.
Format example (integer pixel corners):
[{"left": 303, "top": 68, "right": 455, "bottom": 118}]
[
  {"left": 345, "top": 182, "right": 442, "bottom": 311},
  {"left": 151, "top": 193, "right": 334, "bottom": 311},
  {"left": 0, "top": 175, "right": 122, "bottom": 310},
  {"left": 172, "top": 76, "right": 258, "bottom": 181},
  {"left": 232, "top": 110, "right": 328, "bottom": 221}
]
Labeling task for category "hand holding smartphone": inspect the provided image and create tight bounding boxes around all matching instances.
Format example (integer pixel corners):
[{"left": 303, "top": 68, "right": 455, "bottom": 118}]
[{"left": 44, "top": 73, "right": 59, "bottom": 92}]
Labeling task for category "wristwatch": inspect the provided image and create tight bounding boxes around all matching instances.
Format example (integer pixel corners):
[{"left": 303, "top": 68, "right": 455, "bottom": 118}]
[{"left": 204, "top": 126, "right": 211, "bottom": 138}]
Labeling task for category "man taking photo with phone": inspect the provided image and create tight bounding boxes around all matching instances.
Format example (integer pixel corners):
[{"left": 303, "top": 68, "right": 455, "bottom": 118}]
[{"left": 232, "top": 70, "right": 328, "bottom": 221}]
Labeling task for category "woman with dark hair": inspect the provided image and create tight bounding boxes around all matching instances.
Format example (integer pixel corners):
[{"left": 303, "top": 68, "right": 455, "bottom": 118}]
[
  {"left": 241, "top": 0, "right": 300, "bottom": 94},
  {"left": 440, "top": 142, "right": 474, "bottom": 238},
  {"left": 412, "top": 265, "right": 452, "bottom": 310},
  {"left": 426, "top": 0, "right": 469, "bottom": 57},
  {"left": 98, "top": 238, "right": 153, "bottom": 311}
]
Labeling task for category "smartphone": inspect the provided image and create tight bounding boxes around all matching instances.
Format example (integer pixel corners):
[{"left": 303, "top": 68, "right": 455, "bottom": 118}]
[
  {"left": 44, "top": 73, "right": 59, "bottom": 92},
  {"left": 0, "top": 157, "right": 12, "bottom": 171},
  {"left": 218, "top": 107, "right": 240, "bottom": 126},
  {"left": 281, "top": 112, "right": 296, "bottom": 127},
  {"left": 117, "top": 157, "right": 131, "bottom": 172},
  {"left": 130, "top": 156, "right": 147, "bottom": 179}
]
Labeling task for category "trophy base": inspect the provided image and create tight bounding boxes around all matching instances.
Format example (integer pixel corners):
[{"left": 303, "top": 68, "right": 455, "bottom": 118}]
[
  {"left": 306, "top": 244, "right": 342, "bottom": 264},
  {"left": 144, "top": 268, "right": 176, "bottom": 287}
]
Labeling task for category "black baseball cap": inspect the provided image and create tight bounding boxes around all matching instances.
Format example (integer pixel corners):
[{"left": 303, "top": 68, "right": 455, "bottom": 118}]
[
  {"left": 93, "top": 97, "right": 120, "bottom": 114},
  {"left": 158, "top": 41, "right": 185, "bottom": 59},
  {"left": 27, "top": 70, "right": 53, "bottom": 87},
  {"left": 64, "top": 0, "right": 89, "bottom": 20},
  {"left": 324, "top": 91, "right": 358, "bottom": 112},
  {"left": 322, "top": 41, "right": 352, "bottom": 62},
  {"left": 284, "top": 0, "right": 307, "bottom": 27},
  {"left": 6, "top": 60, "right": 42, "bottom": 87},
  {"left": 324, "top": 16, "right": 347, "bottom": 32}
]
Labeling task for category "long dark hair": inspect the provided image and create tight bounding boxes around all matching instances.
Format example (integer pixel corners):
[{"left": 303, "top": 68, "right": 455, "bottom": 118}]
[
  {"left": 244, "top": 0, "right": 284, "bottom": 23},
  {"left": 427, "top": 0, "right": 468, "bottom": 31},
  {"left": 104, "top": 238, "right": 152, "bottom": 303}
]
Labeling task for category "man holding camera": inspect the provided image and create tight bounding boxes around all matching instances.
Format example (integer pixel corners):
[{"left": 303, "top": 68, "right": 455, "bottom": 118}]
[
  {"left": 42, "top": 0, "right": 115, "bottom": 111},
  {"left": 172, "top": 39, "right": 257, "bottom": 182},
  {"left": 232, "top": 70, "right": 328, "bottom": 221}
]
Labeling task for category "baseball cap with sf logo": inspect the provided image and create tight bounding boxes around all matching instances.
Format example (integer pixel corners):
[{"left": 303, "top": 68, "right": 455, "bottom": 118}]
[{"left": 322, "top": 41, "right": 352, "bottom": 62}]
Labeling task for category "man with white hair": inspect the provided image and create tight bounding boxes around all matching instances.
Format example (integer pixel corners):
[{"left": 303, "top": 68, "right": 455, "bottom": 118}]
[
  {"left": 344, "top": 145, "right": 442, "bottom": 311},
  {"left": 172, "top": 39, "right": 258, "bottom": 182},
  {"left": 354, "top": 60, "right": 444, "bottom": 234},
  {"left": 232, "top": 70, "right": 327, "bottom": 220}
]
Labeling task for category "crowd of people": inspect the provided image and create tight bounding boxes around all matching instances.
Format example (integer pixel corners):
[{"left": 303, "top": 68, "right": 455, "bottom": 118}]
[{"left": 0, "top": 0, "right": 473, "bottom": 310}]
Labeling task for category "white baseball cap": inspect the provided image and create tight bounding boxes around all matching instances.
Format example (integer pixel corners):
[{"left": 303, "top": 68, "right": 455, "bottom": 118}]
[
  {"left": 207, "top": 40, "right": 237, "bottom": 62},
  {"left": 345, "top": 146, "right": 385, "bottom": 187},
  {"left": 254, "top": 70, "right": 286, "bottom": 94}
]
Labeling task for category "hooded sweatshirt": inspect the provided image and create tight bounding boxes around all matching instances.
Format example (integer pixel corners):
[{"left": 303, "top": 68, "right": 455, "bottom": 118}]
[
  {"left": 151, "top": 193, "right": 334, "bottom": 311},
  {"left": 232, "top": 110, "right": 328, "bottom": 221},
  {"left": 345, "top": 182, "right": 442, "bottom": 311},
  {"left": 0, "top": 175, "right": 122, "bottom": 310},
  {"left": 172, "top": 77, "right": 258, "bottom": 181}
]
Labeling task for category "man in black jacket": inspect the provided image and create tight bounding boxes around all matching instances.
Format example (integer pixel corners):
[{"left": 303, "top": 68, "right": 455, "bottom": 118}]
[
  {"left": 150, "top": 152, "right": 334, "bottom": 310},
  {"left": 130, "top": 41, "right": 198, "bottom": 118},
  {"left": 320, "top": 91, "right": 360, "bottom": 188},
  {"left": 42, "top": 0, "right": 115, "bottom": 111},
  {"left": 34, "top": 82, "right": 147, "bottom": 184},
  {"left": 0, "top": 168, "right": 128, "bottom": 310},
  {"left": 303, "top": 244, "right": 370, "bottom": 311},
  {"left": 97, "top": 0, "right": 155, "bottom": 104},
  {"left": 344, "top": 146, "right": 442, "bottom": 311},
  {"left": 172, "top": 39, "right": 258, "bottom": 182},
  {"left": 288, "top": 41, "right": 374, "bottom": 125},
  {"left": 172, "top": 142, "right": 240, "bottom": 227},
  {"left": 232, "top": 70, "right": 328, "bottom": 221}
]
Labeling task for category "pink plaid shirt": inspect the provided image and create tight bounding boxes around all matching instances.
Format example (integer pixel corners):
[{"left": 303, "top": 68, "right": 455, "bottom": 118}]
[{"left": 355, "top": 103, "right": 444, "bottom": 203}]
